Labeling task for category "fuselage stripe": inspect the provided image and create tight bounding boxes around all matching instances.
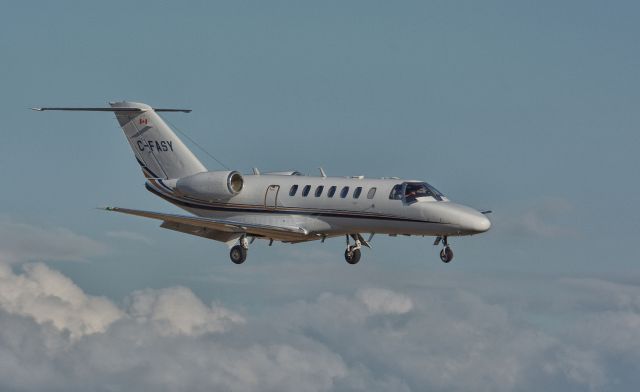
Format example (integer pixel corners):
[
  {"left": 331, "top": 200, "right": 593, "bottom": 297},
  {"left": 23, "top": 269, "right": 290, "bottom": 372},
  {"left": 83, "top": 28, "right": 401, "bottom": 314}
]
[
  {"left": 144, "top": 183, "right": 438, "bottom": 225},
  {"left": 150, "top": 185, "right": 403, "bottom": 219},
  {"left": 135, "top": 157, "right": 164, "bottom": 179}
]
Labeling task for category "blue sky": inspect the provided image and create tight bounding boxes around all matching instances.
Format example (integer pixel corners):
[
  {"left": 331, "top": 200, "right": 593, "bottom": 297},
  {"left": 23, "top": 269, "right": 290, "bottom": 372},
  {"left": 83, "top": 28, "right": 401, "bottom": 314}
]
[{"left": 0, "top": 1, "right": 639, "bottom": 391}]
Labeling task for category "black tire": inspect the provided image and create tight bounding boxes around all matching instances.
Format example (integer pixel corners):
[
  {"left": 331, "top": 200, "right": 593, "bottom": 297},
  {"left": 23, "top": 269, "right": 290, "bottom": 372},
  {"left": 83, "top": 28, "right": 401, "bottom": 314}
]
[
  {"left": 230, "top": 245, "right": 247, "bottom": 264},
  {"left": 440, "top": 247, "right": 454, "bottom": 263},
  {"left": 344, "top": 248, "right": 361, "bottom": 264}
]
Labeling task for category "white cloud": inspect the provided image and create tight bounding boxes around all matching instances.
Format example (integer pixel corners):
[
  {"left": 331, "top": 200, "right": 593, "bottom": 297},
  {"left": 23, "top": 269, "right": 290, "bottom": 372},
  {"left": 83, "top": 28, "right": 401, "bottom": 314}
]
[
  {"left": 559, "top": 277, "right": 640, "bottom": 312},
  {"left": 542, "top": 346, "right": 606, "bottom": 390},
  {"left": 0, "top": 262, "right": 121, "bottom": 340},
  {"left": 0, "top": 261, "right": 638, "bottom": 391},
  {"left": 0, "top": 261, "right": 344, "bottom": 392},
  {"left": 127, "top": 286, "right": 245, "bottom": 336},
  {"left": 269, "top": 288, "right": 583, "bottom": 391},
  {"left": 0, "top": 262, "right": 247, "bottom": 340},
  {"left": 0, "top": 220, "right": 106, "bottom": 263},
  {"left": 357, "top": 287, "right": 413, "bottom": 315}
]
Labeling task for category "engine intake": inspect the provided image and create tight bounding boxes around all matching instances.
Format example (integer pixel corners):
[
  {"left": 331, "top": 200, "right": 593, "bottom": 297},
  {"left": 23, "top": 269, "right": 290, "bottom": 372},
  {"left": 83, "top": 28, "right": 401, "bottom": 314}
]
[{"left": 175, "top": 171, "right": 243, "bottom": 201}]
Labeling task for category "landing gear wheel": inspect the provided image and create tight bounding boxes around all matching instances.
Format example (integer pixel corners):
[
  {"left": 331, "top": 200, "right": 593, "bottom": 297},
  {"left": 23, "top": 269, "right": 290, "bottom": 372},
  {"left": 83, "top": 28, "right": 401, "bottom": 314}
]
[
  {"left": 440, "top": 246, "right": 454, "bottom": 263},
  {"left": 344, "top": 248, "right": 361, "bottom": 264},
  {"left": 230, "top": 245, "right": 247, "bottom": 264}
]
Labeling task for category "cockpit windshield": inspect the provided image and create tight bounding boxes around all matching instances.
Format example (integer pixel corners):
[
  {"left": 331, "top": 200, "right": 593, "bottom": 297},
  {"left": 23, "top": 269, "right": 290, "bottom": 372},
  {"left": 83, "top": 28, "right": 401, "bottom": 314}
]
[{"left": 389, "top": 182, "right": 445, "bottom": 203}]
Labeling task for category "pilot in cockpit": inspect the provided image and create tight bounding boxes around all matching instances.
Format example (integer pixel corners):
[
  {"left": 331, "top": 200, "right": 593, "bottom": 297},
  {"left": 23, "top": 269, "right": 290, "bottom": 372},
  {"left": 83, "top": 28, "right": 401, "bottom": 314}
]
[
  {"left": 391, "top": 182, "right": 444, "bottom": 203},
  {"left": 404, "top": 184, "right": 421, "bottom": 202}
]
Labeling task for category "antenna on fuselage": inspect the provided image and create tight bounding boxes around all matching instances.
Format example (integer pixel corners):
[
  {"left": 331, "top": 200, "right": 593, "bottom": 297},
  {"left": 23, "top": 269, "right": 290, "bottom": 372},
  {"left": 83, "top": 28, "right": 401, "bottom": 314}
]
[{"left": 319, "top": 167, "right": 327, "bottom": 178}]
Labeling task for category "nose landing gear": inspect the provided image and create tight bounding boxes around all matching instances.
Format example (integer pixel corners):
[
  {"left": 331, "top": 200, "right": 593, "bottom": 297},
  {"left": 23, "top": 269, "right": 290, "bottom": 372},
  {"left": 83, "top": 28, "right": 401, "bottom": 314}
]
[
  {"left": 434, "top": 236, "right": 454, "bottom": 263},
  {"left": 439, "top": 246, "right": 454, "bottom": 263}
]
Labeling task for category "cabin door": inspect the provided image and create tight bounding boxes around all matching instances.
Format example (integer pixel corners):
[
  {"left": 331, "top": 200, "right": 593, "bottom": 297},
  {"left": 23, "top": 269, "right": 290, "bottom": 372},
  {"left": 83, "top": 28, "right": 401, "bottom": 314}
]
[{"left": 264, "top": 185, "right": 280, "bottom": 209}]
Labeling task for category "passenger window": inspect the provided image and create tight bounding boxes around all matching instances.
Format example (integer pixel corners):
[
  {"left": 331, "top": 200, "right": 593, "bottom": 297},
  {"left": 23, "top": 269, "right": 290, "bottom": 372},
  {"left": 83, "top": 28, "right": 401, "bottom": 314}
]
[
  {"left": 340, "top": 186, "right": 349, "bottom": 198},
  {"left": 289, "top": 185, "right": 298, "bottom": 196},
  {"left": 327, "top": 186, "right": 337, "bottom": 198},
  {"left": 353, "top": 187, "right": 362, "bottom": 199},
  {"left": 315, "top": 185, "right": 324, "bottom": 197},
  {"left": 302, "top": 185, "right": 311, "bottom": 197},
  {"left": 367, "top": 187, "right": 376, "bottom": 199}
]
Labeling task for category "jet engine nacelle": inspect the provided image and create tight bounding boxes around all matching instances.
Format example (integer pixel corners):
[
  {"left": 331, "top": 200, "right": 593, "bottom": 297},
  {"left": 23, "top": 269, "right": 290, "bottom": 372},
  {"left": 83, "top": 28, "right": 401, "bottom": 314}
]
[{"left": 174, "top": 171, "right": 244, "bottom": 201}]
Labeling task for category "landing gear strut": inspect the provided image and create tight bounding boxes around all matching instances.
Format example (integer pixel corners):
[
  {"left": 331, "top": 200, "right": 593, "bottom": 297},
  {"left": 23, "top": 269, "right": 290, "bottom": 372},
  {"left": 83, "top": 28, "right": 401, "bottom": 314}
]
[
  {"left": 434, "top": 236, "right": 454, "bottom": 263},
  {"left": 344, "top": 234, "right": 362, "bottom": 264},
  {"left": 229, "top": 235, "right": 249, "bottom": 264}
]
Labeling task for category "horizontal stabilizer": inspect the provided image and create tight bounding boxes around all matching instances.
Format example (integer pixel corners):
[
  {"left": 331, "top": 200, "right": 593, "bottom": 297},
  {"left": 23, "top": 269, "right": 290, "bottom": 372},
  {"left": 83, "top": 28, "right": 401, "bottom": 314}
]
[
  {"left": 32, "top": 107, "right": 191, "bottom": 113},
  {"left": 35, "top": 101, "right": 204, "bottom": 179}
]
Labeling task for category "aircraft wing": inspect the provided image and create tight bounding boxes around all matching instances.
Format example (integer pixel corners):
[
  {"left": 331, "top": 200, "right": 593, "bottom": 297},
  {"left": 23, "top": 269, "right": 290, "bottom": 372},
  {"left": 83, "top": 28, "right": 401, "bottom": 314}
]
[{"left": 102, "top": 207, "right": 310, "bottom": 241}]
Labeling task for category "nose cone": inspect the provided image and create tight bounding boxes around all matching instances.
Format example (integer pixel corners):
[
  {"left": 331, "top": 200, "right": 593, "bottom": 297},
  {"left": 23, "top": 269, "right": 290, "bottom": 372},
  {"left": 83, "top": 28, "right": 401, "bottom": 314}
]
[
  {"left": 456, "top": 205, "right": 491, "bottom": 234},
  {"left": 421, "top": 202, "right": 491, "bottom": 235},
  {"left": 469, "top": 213, "right": 492, "bottom": 233}
]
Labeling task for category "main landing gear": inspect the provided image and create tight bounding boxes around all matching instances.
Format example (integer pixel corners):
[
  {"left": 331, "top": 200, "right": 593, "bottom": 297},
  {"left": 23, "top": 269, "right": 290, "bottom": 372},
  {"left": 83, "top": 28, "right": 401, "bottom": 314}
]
[
  {"left": 434, "top": 236, "right": 454, "bottom": 263},
  {"left": 229, "top": 236, "right": 249, "bottom": 264},
  {"left": 344, "top": 234, "right": 362, "bottom": 264}
]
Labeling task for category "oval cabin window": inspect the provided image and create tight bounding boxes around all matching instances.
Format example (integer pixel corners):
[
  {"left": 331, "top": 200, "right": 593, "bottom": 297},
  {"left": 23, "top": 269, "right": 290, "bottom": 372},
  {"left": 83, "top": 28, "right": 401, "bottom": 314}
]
[{"left": 367, "top": 187, "right": 376, "bottom": 199}]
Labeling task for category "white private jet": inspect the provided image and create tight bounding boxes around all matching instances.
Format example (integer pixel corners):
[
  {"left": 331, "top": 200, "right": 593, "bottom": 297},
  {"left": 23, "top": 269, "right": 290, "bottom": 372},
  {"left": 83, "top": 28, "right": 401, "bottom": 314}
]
[{"left": 34, "top": 101, "right": 491, "bottom": 264}]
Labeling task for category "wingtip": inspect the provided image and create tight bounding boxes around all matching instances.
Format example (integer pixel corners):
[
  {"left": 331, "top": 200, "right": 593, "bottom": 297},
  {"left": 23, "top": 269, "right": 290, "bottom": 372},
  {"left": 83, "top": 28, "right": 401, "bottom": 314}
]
[{"left": 31, "top": 108, "right": 43, "bottom": 111}]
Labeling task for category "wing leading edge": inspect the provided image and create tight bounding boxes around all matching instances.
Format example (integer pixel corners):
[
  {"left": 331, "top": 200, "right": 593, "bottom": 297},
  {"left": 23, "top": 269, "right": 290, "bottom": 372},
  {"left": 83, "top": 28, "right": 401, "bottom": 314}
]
[{"left": 102, "top": 207, "right": 309, "bottom": 243}]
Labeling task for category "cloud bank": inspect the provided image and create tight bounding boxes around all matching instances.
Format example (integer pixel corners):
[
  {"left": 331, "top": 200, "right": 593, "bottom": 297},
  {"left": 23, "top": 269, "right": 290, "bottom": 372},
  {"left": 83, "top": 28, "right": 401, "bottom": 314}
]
[
  {"left": 0, "top": 220, "right": 106, "bottom": 263},
  {"left": 0, "top": 261, "right": 639, "bottom": 391}
]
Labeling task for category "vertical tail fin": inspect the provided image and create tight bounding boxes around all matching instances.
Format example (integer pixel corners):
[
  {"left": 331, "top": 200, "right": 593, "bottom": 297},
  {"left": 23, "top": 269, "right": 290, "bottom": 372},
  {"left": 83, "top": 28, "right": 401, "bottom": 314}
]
[
  {"left": 109, "top": 102, "right": 206, "bottom": 179},
  {"left": 33, "top": 101, "right": 207, "bottom": 179}
]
